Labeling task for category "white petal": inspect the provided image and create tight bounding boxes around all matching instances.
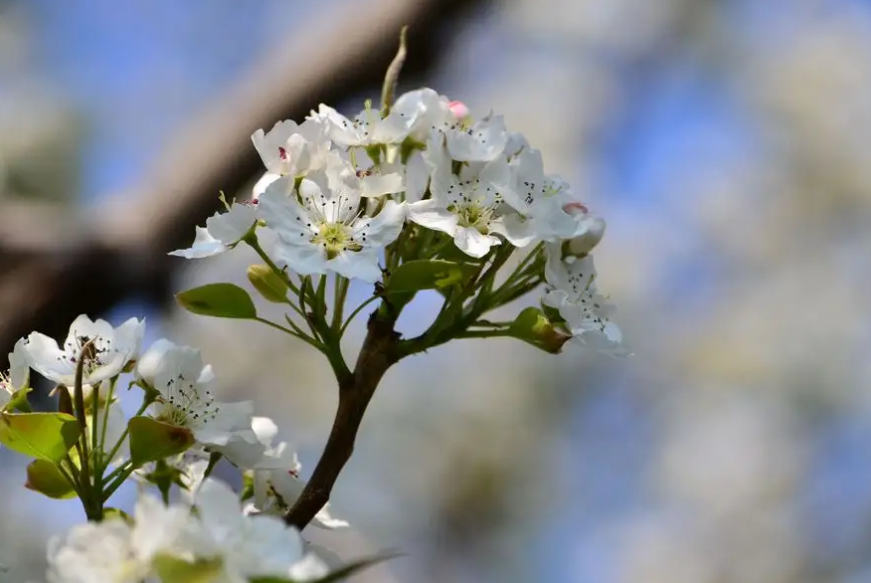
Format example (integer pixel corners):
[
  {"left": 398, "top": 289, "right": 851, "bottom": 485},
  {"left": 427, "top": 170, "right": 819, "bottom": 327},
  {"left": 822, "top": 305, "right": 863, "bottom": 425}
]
[
  {"left": 206, "top": 204, "right": 256, "bottom": 246},
  {"left": 361, "top": 172, "right": 404, "bottom": 197},
  {"left": 490, "top": 213, "right": 537, "bottom": 247},
  {"left": 327, "top": 248, "right": 383, "bottom": 283},
  {"left": 169, "top": 226, "right": 227, "bottom": 258},
  {"left": 454, "top": 227, "right": 500, "bottom": 258},
  {"left": 8, "top": 338, "right": 30, "bottom": 392},
  {"left": 253, "top": 171, "right": 283, "bottom": 201},
  {"left": 408, "top": 199, "right": 458, "bottom": 235},
  {"left": 288, "top": 554, "right": 330, "bottom": 581},
  {"left": 135, "top": 338, "right": 178, "bottom": 386}
]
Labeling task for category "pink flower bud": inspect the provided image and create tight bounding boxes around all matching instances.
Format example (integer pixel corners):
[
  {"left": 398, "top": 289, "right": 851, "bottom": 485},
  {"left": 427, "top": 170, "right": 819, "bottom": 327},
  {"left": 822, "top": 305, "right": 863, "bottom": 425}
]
[
  {"left": 562, "top": 201, "right": 589, "bottom": 216},
  {"left": 448, "top": 100, "right": 470, "bottom": 120}
]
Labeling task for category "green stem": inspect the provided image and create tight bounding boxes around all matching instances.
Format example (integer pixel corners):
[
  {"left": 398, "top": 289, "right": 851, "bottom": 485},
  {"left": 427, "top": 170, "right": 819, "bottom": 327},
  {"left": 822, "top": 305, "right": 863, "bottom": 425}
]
[
  {"left": 457, "top": 328, "right": 512, "bottom": 339},
  {"left": 255, "top": 316, "right": 324, "bottom": 351},
  {"left": 331, "top": 276, "right": 350, "bottom": 333},
  {"left": 102, "top": 465, "right": 136, "bottom": 502},
  {"left": 340, "top": 295, "right": 380, "bottom": 336}
]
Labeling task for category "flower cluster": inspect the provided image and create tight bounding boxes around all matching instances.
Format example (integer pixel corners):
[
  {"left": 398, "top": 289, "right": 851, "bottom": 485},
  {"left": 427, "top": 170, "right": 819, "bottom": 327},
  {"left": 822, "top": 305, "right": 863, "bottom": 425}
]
[
  {"left": 0, "top": 58, "right": 628, "bottom": 583},
  {"left": 0, "top": 316, "right": 350, "bottom": 583},
  {"left": 46, "top": 479, "right": 327, "bottom": 583},
  {"left": 171, "top": 87, "right": 625, "bottom": 353}
]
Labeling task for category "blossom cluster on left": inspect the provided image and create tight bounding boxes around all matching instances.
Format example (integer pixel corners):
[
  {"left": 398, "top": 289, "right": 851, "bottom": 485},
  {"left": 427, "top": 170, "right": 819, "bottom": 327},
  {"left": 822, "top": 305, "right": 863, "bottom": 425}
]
[{"left": 0, "top": 316, "right": 353, "bottom": 583}]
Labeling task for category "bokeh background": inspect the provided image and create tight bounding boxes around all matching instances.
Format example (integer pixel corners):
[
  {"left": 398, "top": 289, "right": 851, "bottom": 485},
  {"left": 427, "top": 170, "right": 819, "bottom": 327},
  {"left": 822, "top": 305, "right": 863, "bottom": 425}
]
[{"left": 1, "top": 0, "right": 870, "bottom": 582}]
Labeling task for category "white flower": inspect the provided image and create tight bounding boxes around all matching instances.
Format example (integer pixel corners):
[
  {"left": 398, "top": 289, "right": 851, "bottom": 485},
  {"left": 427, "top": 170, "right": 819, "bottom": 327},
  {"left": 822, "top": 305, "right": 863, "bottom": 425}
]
[
  {"left": 0, "top": 339, "right": 30, "bottom": 410},
  {"left": 509, "top": 147, "right": 582, "bottom": 240},
  {"left": 312, "top": 103, "right": 412, "bottom": 148},
  {"left": 442, "top": 113, "right": 508, "bottom": 162},
  {"left": 251, "top": 119, "right": 331, "bottom": 201},
  {"left": 257, "top": 156, "right": 406, "bottom": 283},
  {"left": 246, "top": 417, "right": 349, "bottom": 529},
  {"left": 181, "top": 478, "right": 328, "bottom": 583},
  {"left": 408, "top": 136, "right": 529, "bottom": 257},
  {"left": 136, "top": 340, "right": 256, "bottom": 448},
  {"left": 252, "top": 119, "right": 330, "bottom": 179},
  {"left": 542, "top": 246, "right": 628, "bottom": 356},
  {"left": 169, "top": 203, "right": 256, "bottom": 259},
  {"left": 561, "top": 201, "right": 606, "bottom": 257},
  {"left": 25, "top": 315, "right": 145, "bottom": 386},
  {"left": 389, "top": 88, "right": 453, "bottom": 144},
  {"left": 46, "top": 494, "right": 189, "bottom": 583}
]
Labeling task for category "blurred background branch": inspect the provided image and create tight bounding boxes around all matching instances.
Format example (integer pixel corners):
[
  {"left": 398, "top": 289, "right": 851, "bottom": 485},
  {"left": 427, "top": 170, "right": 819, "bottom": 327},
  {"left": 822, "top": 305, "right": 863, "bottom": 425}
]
[{"left": 0, "top": 0, "right": 489, "bottom": 366}]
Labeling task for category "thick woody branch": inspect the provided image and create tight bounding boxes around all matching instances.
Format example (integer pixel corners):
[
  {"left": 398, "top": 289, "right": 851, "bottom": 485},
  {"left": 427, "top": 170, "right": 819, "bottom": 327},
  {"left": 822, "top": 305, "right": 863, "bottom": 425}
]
[{"left": 284, "top": 310, "right": 400, "bottom": 530}]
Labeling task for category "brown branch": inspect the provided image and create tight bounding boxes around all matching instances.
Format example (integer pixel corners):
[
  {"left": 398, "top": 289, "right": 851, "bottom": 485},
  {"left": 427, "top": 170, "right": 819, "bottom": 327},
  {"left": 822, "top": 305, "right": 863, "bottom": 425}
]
[
  {"left": 285, "top": 310, "right": 400, "bottom": 529},
  {"left": 0, "top": 0, "right": 491, "bottom": 365}
]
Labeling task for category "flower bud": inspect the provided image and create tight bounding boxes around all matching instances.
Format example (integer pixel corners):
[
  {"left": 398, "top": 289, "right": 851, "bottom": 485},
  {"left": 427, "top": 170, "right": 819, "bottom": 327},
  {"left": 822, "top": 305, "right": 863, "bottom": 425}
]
[
  {"left": 562, "top": 203, "right": 606, "bottom": 258},
  {"left": 247, "top": 264, "right": 289, "bottom": 303},
  {"left": 448, "top": 100, "right": 470, "bottom": 120}
]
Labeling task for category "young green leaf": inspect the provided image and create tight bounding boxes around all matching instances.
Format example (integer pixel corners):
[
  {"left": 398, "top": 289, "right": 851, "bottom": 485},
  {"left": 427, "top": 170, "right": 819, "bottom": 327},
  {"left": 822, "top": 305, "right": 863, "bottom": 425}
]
[
  {"left": 386, "top": 260, "right": 477, "bottom": 294},
  {"left": 0, "top": 412, "right": 80, "bottom": 462},
  {"left": 128, "top": 416, "right": 194, "bottom": 468},
  {"left": 25, "top": 459, "right": 76, "bottom": 499},
  {"left": 176, "top": 283, "right": 257, "bottom": 319}
]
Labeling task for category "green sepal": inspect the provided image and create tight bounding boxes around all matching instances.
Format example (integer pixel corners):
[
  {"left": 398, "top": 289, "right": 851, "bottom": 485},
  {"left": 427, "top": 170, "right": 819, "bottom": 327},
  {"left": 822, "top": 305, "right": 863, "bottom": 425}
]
[
  {"left": 128, "top": 417, "right": 194, "bottom": 468},
  {"left": 0, "top": 412, "right": 80, "bottom": 462},
  {"left": 25, "top": 460, "right": 76, "bottom": 499},
  {"left": 176, "top": 283, "right": 257, "bottom": 319}
]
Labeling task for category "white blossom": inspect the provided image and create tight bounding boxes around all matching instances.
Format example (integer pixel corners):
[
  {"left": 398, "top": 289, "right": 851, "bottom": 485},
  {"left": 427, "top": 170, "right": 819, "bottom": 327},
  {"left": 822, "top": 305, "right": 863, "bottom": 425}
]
[
  {"left": 257, "top": 154, "right": 406, "bottom": 282},
  {"left": 246, "top": 417, "right": 349, "bottom": 529},
  {"left": 312, "top": 103, "right": 411, "bottom": 148},
  {"left": 180, "top": 478, "right": 328, "bottom": 583},
  {"left": 136, "top": 340, "right": 257, "bottom": 448},
  {"left": 543, "top": 245, "right": 628, "bottom": 355},
  {"left": 443, "top": 113, "right": 509, "bottom": 162},
  {"left": 408, "top": 135, "right": 530, "bottom": 257},
  {"left": 169, "top": 203, "right": 256, "bottom": 259},
  {"left": 251, "top": 119, "right": 331, "bottom": 200},
  {"left": 0, "top": 339, "right": 29, "bottom": 410},
  {"left": 46, "top": 495, "right": 189, "bottom": 583},
  {"left": 25, "top": 315, "right": 145, "bottom": 386}
]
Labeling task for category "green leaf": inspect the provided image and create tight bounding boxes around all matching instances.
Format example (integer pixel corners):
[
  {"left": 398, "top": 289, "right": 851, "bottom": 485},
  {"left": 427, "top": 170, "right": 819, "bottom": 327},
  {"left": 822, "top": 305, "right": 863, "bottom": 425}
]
[
  {"left": 128, "top": 416, "right": 194, "bottom": 468},
  {"left": 176, "top": 283, "right": 257, "bottom": 319},
  {"left": 153, "top": 555, "right": 223, "bottom": 583},
  {"left": 509, "top": 307, "right": 570, "bottom": 354},
  {"left": 386, "top": 260, "right": 478, "bottom": 294},
  {"left": 25, "top": 460, "right": 76, "bottom": 499},
  {"left": 0, "top": 412, "right": 80, "bottom": 462},
  {"left": 247, "top": 264, "right": 289, "bottom": 303}
]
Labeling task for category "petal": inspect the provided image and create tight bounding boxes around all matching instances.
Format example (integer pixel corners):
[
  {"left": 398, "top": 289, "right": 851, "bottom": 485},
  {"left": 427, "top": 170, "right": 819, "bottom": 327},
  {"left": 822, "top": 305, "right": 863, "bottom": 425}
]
[
  {"left": 169, "top": 226, "right": 227, "bottom": 259},
  {"left": 454, "top": 227, "right": 500, "bottom": 258},
  {"left": 252, "top": 171, "right": 284, "bottom": 201},
  {"left": 8, "top": 338, "right": 30, "bottom": 391},
  {"left": 361, "top": 172, "right": 404, "bottom": 197},
  {"left": 195, "top": 478, "right": 246, "bottom": 532},
  {"left": 206, "top": 204, "right": 256, "bottom": 246},
  {"left": 354, "top": 200, "right": 406, "bottom": 247},
  {"left": 25, "top": 332, "right": 74, "bottom": 385},
  {"left": 135, "top": 338, "right": 177, "bottom": 386},
  {"left": 490, "top": 213, "right": 537, "bottom": 247},
  {"left": 327, "top": 248, "right": 383, "bottom": 283},
  {"left": 407, "top": 199, "right": 458, "bottom": 235}
]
